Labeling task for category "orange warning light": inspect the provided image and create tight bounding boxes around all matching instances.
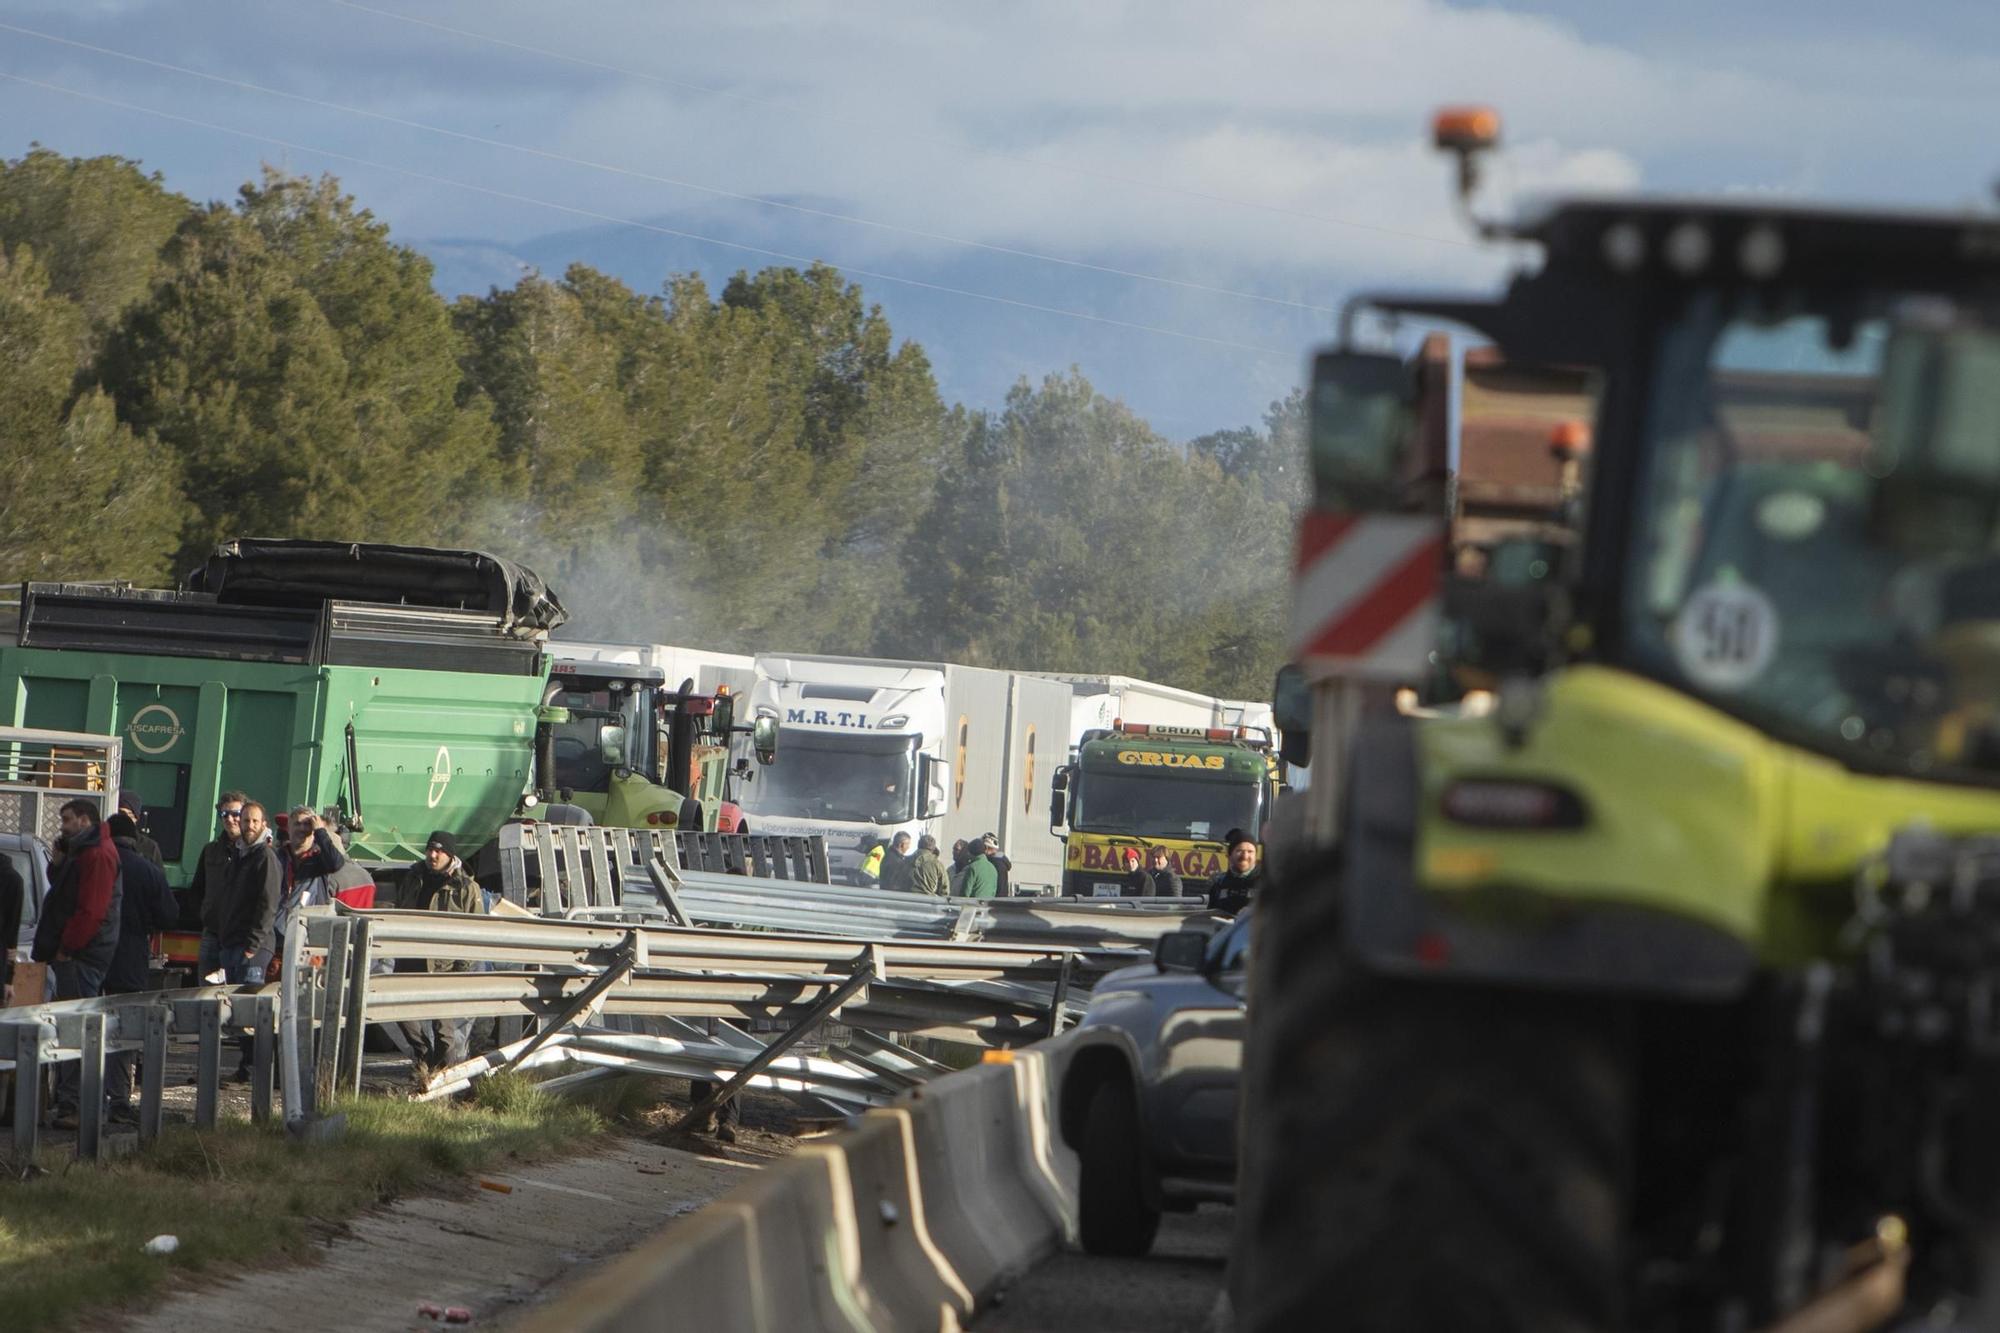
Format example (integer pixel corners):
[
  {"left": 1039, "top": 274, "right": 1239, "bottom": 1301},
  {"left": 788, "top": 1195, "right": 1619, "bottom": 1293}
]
[
  {"left": 1433, "top": 106, "right": 1501, "bottom": 153},
  {"left": 1549, "top": 420, "right": 1593, "bottom": 460}
]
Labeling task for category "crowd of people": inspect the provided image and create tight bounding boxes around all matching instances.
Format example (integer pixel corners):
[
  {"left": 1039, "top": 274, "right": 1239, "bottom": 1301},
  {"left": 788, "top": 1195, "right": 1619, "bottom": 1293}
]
[{"left": 0, "top": 790, "right": 489, "bottom": 1127}]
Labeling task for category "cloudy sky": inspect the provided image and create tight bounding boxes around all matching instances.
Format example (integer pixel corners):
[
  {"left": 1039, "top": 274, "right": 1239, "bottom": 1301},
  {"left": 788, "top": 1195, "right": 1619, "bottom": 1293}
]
[{"left": 3, "top": 0, "right": 1997, "bottom": 438}]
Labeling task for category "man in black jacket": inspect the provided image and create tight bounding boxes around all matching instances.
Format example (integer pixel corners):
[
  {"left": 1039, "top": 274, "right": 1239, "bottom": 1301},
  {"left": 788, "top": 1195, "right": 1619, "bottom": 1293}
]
[
  {"left": 116, "top": 790, "right": 165, "bottom": 869},
  {"left": 1204, "top": 830, "right": 1261, "bottom": 916},
  {"left": 219, "top": 801, "right": 283, "bottom": 1084},
  {"left": 1143, "top": 845, "right": 1185, "bottom": 898},
  {"left": 185, "top": 791, "right": 247, "bottom": 972},
  {"left": 104, "top": 812, "right": 179, "bottom": 1121}
]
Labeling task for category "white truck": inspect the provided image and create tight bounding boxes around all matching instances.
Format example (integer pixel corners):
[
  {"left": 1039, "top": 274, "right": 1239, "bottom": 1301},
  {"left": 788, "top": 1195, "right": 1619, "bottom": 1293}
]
[
  {"left": 548, "top": 639, "right": 756, "bottom": 697},
  {"left": 739, "top": 655, "right": 1071, "bottom": 891}
]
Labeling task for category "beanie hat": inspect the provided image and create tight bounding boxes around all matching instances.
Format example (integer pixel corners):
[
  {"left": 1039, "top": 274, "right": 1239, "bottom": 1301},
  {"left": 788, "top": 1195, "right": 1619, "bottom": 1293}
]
[
  {"left": 107, "top": 811, "right": 138, "bottom": 839},
  {"left": 118, "top": 789, "right": 143, "bottom": 819},
  {"left": 425, "top": 829, "right": 458, "bottom": 858},
  {"left": 1225, "top": 828, "right": 1257, "bottom": 853}
]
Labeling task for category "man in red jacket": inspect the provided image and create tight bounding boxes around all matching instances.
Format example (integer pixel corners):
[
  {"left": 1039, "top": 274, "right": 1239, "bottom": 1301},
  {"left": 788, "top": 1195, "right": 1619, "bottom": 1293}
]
[{"left": 32, "top": 799, "right": 124, "bottom": 1129}]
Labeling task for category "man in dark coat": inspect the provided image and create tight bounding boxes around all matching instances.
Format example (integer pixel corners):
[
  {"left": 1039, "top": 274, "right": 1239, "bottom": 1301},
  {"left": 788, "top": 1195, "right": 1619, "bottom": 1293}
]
[
  {"left": 1143, "top": 845, "right": 1184, "bottom": 898},
  {"left": 219, "top": 802, "right": 283, "bottom": 1084},
  {"left": 33, "top": 799, "right": 122, "bottom": 1126},
  {"left": 0, "top": 848, "right": 24, "bottom": 1007},
  {"left": 880, "top": 831, "right": 914, "bottom": 893},
  {"left": 104, "top": 812, "right": 179, "bottom": 1121},
  {"left": 1205, "top": 830, "right": 1261, "bottom": 916},
  {"left": 116, "top": 790, "right": 165, "bottom": 869},
  {"left": 185, "top": 791, "right": 247, "bottom": 969}
]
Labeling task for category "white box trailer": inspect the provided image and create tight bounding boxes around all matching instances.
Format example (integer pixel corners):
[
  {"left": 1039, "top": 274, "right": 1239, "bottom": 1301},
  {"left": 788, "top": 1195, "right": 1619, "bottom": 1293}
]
[
  {"left": 551, "top": 640, "right": 756, "bottom": 697},
  {"left": 1030, "top": 672, "right": 1226, "bottom": 751}
]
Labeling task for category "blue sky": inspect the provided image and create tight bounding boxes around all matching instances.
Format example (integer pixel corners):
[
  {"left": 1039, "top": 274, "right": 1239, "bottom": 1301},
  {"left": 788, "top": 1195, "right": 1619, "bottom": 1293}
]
[{"left": 2, "top": 1, "right": 1996, "bottom": 439}]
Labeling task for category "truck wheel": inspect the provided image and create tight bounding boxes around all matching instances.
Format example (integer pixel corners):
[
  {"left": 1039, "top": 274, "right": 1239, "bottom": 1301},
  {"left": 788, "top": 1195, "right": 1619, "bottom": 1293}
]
[
  {"left": 1236, "top": 891, "right": 1629, "bottom": 1331},
  {"left": 1078, "top": 1077, "right": 1162, "bottom": 1257}
]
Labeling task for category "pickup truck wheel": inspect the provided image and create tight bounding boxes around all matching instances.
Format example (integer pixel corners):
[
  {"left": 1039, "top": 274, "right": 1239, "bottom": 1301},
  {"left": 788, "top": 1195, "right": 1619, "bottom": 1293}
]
[
  {"left": 1078, "top": 1077, "right": 1161, "bottom": 1257},
  {"left": 1236, "top": 877, "right": 1629, "bottom": 1331}
]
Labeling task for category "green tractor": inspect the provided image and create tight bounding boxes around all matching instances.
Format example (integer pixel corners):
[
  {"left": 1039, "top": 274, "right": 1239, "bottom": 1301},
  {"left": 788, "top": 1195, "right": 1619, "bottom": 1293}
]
[{"left": 1237, "top": 110, "right": 2000, "bottom": 1330}]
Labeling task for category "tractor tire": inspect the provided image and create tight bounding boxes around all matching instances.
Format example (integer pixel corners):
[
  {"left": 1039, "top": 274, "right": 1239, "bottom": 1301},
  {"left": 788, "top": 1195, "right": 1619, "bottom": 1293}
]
[
  {"left": 1078, "top": 1077, "right": 1163, "bottom": 1257},
  {"left": 1235, "top": 870, "right": 1630, "bottom": 1333}
]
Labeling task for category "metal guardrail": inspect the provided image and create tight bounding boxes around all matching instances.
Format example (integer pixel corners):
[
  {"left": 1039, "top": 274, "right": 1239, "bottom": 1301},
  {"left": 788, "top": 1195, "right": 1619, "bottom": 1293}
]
[{"left": 495, "top": 822, "right": 830, "bottom": 916}]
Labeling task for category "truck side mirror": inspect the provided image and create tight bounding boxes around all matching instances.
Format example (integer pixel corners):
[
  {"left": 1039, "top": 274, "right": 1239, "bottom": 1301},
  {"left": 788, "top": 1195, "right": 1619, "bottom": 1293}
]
[
  {"left": 1049, "top": 765, "right": 1070, "bottom": 832},
  {"left": 1272, "top": 666, "right": 1311, "bottom": 771},
  {"left": 918, "top": 753, "right": 947, "bottom": 820},
  {"left": 712, "top": 693, "right": 736, "bottom": 737},
  {"left": 752, "top": 716, "right": 778, "bottom": 765},
  {"left": 1309, "top": 348, "right": 1422, "bottom": 513},
  {"left": 597, "top": 724, "right": 627, "bottom": 766}
]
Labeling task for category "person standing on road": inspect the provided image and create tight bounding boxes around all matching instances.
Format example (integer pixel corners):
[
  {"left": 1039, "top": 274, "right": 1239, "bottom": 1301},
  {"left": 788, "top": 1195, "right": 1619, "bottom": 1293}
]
[
  {"left": 961, "top": 835, "right": 1001, "bottom": 898},
  {"left": 104, "top": 811, "right": 179, "bottom": 1122},
  {"left": 396, "top": 831, "right": 486, "bottom": 1085},
  {"left": 116, "top": 790, "right": 164, "bottom": 869},
  {"left": 279, "top": 807, "right": 374, "bottom": 950},
  {"left": 1144, "top": 845, "right": 1184, "bottom": 899},
  {"left": 982, "top": 832, "right": 1012, "bottom": 897},
  {"left": 32, "top": 799, "right": 123, "bottom": 1128},
  {"left": 1120, "top": 846, "right": 1149, "bottom": 897},
  {"left": 1, "top": 846, "right": 24, "bottom": 1006},
  {"left": 187, "top": 791, "right": 248, "bottom": 978},
  {"left": 908, "top": 834, "right": 949, "bottom": 896},
  {"left": 948, "top": 839, "right": 971, "bottom": 895},
  {"left": 1205, "top": 830, "right": 1261, "bottom": 916},
  {"left": 220, "top": 802, "right": 283, "bottom": 1083},
  {"left": 881, "top": 831, "right": 915, "bottom": 893}
]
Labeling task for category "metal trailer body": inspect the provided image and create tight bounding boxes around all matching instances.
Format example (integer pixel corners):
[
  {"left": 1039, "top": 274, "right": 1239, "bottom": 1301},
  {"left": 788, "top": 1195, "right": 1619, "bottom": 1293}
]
[
  {"left": 739, "top": 655, "right": 1070, "bottom": 892},
  {"left": 1030, "top": 673, "right": 1225, "bottom": 753},
  {"left": 0, "top": 726, "right": 123, "bottom": 846}
]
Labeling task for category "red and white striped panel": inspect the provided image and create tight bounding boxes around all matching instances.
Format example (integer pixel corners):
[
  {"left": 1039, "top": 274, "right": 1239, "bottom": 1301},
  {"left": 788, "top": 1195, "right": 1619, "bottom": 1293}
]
[{"left": 1290, "top": 509, "right": 1446, "bottom": 679}]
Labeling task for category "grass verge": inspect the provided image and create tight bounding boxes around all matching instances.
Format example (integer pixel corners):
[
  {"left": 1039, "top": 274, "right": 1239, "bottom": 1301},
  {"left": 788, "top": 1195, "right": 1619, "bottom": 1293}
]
[{"left": 0, "top": 1074, "right": 605, "bottom": 1331}]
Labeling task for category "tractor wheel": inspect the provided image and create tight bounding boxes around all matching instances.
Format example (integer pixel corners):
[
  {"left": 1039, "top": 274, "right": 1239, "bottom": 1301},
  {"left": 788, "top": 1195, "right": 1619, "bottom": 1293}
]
[
  {"left": 1078, "top": 1077, "right": 1163, "bottom": 1257},
  {"left": 1235, "top": 871, "right": 1630, "bottom": 1333}
]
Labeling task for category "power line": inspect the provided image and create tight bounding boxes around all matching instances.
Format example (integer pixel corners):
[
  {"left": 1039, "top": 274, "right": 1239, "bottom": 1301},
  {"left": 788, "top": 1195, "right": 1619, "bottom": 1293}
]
[
  {"left": 329, "top": 0, "right": 1477, "bottom": 252},
  {"left": 0, "top": 72, "right": 1297, "bottom": 359},
  {"left": 0, "top": 19, "right": 1348, "bottom": 316}
]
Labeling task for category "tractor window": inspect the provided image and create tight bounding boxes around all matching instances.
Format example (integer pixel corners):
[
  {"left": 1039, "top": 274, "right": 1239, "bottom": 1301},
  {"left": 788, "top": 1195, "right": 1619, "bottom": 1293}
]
[
  {"left": 547, "top": 684, "right": 644, "bottom": 795},
  {"left": 1627, "top": 289, "right": 2000, "bottom": 778}
]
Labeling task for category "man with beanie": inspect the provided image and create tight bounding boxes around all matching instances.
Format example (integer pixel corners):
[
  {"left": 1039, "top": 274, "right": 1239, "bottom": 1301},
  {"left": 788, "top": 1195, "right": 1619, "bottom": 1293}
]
[
  {"left": 116, "top": 790, "right": 164, "bottom": 869},
  {"left": 104, "top": 811, "right": 179, "bottom": 1122},
  {"left": 1205, "top": 829, "right": 1262, "bottom": 916},
  {"left": 33, "top": 799, "right": 123, "bottom": 1128},
  {"left": 396, "top": 830, "right": 485, "bottom": 1083}
]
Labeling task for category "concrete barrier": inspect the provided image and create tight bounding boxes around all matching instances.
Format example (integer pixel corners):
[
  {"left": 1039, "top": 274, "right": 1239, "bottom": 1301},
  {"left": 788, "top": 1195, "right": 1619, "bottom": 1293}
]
[{"left": 524, "top": 1030, "right": 1087, "bottom": 1332}]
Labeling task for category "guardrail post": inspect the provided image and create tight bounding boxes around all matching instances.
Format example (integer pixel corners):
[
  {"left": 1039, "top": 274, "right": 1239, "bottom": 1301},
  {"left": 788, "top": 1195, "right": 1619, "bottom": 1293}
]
[
  {"left": 251, "top": 995, "right": 276, "bottom": 1124},
  {"left": 748, "top": 837, "right": 772, "bottom": 879},
  {"left": 194, "top": 999, "right": 222, "bottom": 1129},
  {"left": 1046, "top": 952, "right": 1075, "bottom": 1037},
  {"left": 77, "top": 1012, "right": 106, "bottom": 1159},
  {"left": 8, "top": 1021, "right": 42, "bottom": 1161},
  {"left": 533, "top": 823, "right": 560, "bottom": 913},
  {"left": 341, "top": 918, "right": 372, "bottom": 1095},
  {"left": 645, "top": 856, "right": 691, "bottom": 928},
  {"left": 318, "top": 919, "right": 352, "bottom": 1106},
  {"left": 139, "top": 1006, "right": 168, "bottom": 1143}
]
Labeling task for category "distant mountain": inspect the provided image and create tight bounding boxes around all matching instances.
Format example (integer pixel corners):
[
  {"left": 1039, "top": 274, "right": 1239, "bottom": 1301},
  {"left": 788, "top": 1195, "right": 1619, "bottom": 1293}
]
[{"left": 416, "top": 200, "right": 1330, "bottom": 442}]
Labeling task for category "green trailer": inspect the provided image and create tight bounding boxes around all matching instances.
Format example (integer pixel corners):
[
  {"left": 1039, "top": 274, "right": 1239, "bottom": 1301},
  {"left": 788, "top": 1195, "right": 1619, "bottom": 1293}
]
[{"left": 0, "top": 541, "right": 560, "bottom": 887}]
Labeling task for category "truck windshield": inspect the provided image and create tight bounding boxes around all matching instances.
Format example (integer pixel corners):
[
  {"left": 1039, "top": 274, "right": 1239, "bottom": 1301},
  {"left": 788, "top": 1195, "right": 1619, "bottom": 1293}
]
[
  {"left": 1625, "top": 287, "right": 2000, "bottom": 779},
  {"left": 740, "top": 730, "right": 919, "bottom": 824},
  {"left": 547, "top": 683, "right": 648, "bottom": 794},
  {"left": 1073, "top": 770, "right": 1263, "bottom": 841}
]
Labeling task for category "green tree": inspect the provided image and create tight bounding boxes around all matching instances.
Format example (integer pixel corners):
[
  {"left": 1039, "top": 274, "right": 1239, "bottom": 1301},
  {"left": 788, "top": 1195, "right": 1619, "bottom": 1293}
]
[
  {"left": 235, "top": 170, "right": 499, "bottom": 537},
  {"left": 98, "top": 205, "right": 364, "bottom": 564},
  {"left": 0, "top": 148, "right": 190, "bottom": 349},
  {"left": 0, "top": 246, "right": 181, "bottom": 585}
]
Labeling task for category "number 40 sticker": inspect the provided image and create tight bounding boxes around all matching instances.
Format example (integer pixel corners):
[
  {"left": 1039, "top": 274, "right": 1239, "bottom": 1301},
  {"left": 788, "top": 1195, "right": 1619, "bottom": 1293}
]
[{"left": 1672, "top": 582, "right": 1779, "bottom": 692}]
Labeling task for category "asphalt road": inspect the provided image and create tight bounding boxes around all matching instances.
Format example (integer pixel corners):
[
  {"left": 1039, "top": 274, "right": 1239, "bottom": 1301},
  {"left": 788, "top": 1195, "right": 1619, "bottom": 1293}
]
[{"left": 971, "top": 1205, "right": 1233, "bottom": 1333}]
